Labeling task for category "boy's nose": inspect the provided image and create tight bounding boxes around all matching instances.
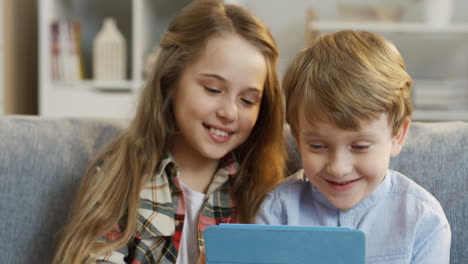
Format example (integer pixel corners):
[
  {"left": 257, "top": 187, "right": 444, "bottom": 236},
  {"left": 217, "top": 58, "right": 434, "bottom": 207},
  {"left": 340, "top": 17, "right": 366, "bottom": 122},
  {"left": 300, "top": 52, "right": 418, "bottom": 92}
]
[
  {"left": 216, "top": 99, "right": 237, "bottom": 122},
  {"left": 326, "top": 151, "right": 353, "bottom": 178}
]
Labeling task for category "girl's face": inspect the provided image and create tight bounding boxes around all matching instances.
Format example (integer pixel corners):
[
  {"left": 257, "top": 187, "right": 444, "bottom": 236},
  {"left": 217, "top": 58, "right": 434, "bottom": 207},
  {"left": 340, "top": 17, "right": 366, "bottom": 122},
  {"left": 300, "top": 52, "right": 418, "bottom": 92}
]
[{"left": 170, "top": 33, "right": 267, "bottom": 165}]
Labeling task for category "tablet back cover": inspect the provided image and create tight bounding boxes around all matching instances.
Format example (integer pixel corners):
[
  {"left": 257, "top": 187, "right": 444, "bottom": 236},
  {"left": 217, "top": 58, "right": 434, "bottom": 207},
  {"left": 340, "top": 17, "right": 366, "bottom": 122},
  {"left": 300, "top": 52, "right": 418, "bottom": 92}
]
[{"left": 204, "top": 224, "right": 365, "bottom": 264}]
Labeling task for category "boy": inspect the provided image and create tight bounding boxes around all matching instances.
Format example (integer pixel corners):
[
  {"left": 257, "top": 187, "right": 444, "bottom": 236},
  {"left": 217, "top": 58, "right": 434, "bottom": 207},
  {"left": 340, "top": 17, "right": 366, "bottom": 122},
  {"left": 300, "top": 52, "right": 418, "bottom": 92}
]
[{"left": 255, "top": 30, "right": 451, "bottom": 263}]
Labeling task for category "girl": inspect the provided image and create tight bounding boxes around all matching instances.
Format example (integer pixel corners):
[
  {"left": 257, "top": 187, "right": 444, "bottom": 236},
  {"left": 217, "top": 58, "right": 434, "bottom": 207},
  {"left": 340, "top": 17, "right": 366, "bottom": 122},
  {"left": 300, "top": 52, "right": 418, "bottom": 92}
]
[{"left": 53, "top": 0, "right": 285, "bottom": 263}]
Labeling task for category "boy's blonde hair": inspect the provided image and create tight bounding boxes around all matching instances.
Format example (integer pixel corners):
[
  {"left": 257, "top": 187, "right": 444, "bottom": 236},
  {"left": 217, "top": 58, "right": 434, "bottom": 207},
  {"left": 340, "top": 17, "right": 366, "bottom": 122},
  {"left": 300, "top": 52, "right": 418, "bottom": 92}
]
[{"left": 283, "top": 30, "right": 412, "bottom": 136}]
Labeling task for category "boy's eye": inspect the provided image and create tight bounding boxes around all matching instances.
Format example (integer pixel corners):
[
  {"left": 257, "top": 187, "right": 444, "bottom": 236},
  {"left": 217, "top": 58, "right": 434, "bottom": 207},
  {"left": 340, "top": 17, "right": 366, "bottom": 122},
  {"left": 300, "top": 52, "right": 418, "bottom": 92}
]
[
  {"left": 204, "top": 86, "right": 221, "bottom": 94},
  {"left": 351, "top": 145, "right": 370, "bottom": 151},
  {"left": 309, "top": 144, "right": 327, "bottom": 151}
]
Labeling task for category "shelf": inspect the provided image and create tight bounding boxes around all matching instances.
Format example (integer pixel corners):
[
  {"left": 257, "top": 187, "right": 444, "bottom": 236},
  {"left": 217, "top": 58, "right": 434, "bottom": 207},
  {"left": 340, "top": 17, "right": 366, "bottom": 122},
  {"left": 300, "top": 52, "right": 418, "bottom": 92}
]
[
  {"left": 38, "top": 0, "right": 187, "bottom": 118},
  {"left": 310, "top": 21, "right": 468, "bottom": 33},
  {"left": 39, "top": 80, "right": 144, "bottom": 118},
  {"left": 305, "top": 18, "right": 468, "bottom": 122},
  {"left": 48, "top": 80, "right": 146, "bottom": 93},
  {"left": 41, "top": 86, "right": 139, "bottom": 118},
  {"left": 413, "top": 109, "right": 468, "bottom": 122}
]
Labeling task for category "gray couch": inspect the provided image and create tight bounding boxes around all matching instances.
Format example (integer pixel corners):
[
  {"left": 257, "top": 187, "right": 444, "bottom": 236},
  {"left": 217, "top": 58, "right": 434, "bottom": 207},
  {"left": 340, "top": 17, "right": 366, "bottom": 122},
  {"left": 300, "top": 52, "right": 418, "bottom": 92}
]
[{"left": 1, "top": 116, "right": 467, "bottom": 264}]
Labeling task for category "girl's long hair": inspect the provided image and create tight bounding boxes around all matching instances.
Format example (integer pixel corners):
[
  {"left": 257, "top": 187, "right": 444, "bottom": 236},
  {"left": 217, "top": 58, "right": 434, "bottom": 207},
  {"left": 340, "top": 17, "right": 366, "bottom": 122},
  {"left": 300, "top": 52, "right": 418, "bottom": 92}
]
[{"left": 53, "top": 0, "right": 285, "bottom": 263}]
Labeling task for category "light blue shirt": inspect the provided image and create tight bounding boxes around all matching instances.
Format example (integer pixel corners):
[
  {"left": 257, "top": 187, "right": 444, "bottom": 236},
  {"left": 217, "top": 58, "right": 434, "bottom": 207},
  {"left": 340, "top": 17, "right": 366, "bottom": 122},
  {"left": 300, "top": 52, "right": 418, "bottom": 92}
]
[{"left": 255, "top": 169, "right": 451, "bottom": 264}]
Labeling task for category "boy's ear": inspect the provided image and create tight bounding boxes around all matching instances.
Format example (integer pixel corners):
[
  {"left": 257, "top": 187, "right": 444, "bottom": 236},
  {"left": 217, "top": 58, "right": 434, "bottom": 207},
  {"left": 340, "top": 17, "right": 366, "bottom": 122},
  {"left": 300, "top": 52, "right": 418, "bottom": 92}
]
[{"left": 390, "top": 117, "right": 411, "bottom": 158}]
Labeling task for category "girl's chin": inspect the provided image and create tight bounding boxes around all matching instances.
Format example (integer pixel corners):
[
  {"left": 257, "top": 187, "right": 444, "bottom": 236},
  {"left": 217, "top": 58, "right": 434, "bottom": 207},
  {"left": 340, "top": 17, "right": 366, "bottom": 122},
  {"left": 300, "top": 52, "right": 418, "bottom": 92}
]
[{"left": 201, "top": 150, "right": 230, "bottom": 161}]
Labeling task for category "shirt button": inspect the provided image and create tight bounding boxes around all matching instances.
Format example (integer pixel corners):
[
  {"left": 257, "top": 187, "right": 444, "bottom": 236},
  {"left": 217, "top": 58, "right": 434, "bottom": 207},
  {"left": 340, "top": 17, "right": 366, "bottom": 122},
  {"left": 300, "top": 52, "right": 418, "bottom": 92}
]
[{"left": 341, "top": 209, "right": 349, "bottom": 213}]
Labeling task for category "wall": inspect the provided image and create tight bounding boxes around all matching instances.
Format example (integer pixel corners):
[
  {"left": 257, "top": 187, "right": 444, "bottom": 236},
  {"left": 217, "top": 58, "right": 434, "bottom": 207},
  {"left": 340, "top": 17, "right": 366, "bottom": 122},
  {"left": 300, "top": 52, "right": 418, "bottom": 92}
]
[
  {"left": 2, "top": 0, "right": 468, "bottom": 115},
  {"left": 0, "top": 0, "right": 3, "bottom": 114},
  {"left": 4, "top": 0, "right": 37, "bottom": 114}
]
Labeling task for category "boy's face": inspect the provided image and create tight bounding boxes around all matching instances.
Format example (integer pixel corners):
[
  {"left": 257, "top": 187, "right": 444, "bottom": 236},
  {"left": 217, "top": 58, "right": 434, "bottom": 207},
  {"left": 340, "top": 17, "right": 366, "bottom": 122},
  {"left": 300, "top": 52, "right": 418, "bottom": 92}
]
[{"left": 296, "top": 111, "right": 410, "bottom": 210}]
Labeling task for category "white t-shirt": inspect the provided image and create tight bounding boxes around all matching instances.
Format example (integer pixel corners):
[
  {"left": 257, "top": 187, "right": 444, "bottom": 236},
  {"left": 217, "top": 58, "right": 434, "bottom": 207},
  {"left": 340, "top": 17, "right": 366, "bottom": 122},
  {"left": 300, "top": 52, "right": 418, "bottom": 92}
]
[{"left": 176, "top": 180, "right": 206, "bottom": 264}]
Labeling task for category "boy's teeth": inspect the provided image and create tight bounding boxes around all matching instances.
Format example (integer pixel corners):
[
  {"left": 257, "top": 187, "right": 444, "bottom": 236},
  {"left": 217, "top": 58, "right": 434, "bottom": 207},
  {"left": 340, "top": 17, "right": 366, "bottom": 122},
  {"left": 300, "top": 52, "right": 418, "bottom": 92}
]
[{"left": 210, "top": 128, "right": 228, "bottom": 137}]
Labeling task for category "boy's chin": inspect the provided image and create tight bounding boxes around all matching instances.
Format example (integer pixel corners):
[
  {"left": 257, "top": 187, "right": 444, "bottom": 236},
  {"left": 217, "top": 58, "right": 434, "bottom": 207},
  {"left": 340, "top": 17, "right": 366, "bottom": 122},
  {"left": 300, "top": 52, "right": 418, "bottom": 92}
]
[{"left": 328, "top": 197, "right": 362, "bottom": 211}]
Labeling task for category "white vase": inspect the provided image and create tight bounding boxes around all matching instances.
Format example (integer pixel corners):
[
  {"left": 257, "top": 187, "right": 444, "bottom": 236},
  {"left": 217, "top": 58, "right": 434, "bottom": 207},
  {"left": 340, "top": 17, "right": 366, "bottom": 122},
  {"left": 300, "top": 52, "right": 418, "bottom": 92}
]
[{"left": 93, "top": 17, "right": 126, "bottom": 81}]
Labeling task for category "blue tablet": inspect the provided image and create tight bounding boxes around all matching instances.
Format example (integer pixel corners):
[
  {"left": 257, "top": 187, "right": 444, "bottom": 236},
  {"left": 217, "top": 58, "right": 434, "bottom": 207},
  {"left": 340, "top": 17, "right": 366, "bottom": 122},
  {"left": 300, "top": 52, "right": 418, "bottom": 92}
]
[{"left": 204, "top": 224, "right": 365, "bottom": 264}]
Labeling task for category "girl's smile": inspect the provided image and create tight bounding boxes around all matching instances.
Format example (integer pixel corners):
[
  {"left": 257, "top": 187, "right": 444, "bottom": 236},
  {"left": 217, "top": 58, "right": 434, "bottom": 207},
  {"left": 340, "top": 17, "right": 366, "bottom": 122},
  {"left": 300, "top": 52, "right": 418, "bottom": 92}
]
[{"left": 203, "top": 123, "right": 234, "bottom": 143}]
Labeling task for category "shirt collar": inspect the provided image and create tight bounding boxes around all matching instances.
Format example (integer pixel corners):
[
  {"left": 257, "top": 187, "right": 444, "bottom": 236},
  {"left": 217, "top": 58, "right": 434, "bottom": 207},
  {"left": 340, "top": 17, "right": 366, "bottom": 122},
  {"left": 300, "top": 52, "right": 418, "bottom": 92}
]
[
  {"left": 153, "top": 152, "right": 239, "bottom": 181},
  {"left": 137, "top": 152, "right": 239, "bottom": 238},
  {"left": 351, "top": 170, "right": 392, "bottom": 211}
]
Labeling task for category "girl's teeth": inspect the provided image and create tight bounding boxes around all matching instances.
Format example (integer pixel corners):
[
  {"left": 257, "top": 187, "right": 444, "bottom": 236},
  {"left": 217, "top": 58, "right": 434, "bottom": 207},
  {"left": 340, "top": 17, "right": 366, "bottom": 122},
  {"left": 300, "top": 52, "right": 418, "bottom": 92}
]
[{"left": 210, "top": 128, "right": 228, "bottom": 137}]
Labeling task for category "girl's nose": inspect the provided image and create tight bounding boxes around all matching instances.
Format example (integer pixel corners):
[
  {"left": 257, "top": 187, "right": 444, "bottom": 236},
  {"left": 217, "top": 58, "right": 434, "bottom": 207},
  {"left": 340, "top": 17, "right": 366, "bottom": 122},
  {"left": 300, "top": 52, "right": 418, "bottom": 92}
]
[{"left": 216, "top": 99, "right": 237, "bottom": 122}]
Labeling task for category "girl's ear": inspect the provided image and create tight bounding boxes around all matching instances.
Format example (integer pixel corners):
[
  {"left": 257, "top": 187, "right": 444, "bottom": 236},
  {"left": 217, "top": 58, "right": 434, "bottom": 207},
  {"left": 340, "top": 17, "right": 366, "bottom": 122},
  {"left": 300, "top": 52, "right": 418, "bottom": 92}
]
[
  {"left": 390, "top": 117, "right": 411, "bottom": 158},
  {"left": 291, "top": 128, "right": 301, "bottom": 147},
  {"left": 292, "top": 130, "right": 298, "bottom": 144}
]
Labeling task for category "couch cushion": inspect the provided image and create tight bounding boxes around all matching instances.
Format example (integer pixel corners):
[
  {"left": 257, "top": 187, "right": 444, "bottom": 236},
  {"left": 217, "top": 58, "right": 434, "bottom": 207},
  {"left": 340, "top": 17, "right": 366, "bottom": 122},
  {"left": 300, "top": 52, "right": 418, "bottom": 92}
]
[
  {"left": 390, "top": 121, "right": 468, "bottom": 264},
  {"left": 0, "top": 116, "right": 126, "bottom": 264},
  {"left": 1, "top": 117, "right": 466, "bottom": 264}
]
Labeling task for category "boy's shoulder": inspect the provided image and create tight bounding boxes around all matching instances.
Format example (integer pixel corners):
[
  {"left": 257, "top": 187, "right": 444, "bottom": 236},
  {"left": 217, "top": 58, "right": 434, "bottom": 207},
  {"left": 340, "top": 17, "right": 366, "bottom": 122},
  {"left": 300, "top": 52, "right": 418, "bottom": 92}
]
[
  {"left": 270, "top": 169, "right": 309, "bottom": 196},
  {"left": 278, "top": 169, "right": 308, "bottom": 186},
  {"left": 387, "top": 169, "right": 444, "bottom": 212}
]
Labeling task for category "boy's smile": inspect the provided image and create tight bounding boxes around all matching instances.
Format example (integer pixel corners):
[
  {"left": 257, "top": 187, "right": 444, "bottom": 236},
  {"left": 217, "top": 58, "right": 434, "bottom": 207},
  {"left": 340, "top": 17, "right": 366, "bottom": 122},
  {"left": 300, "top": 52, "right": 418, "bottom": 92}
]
[
  {"left": 296, "top": 111, "right": 409, "bottom": 210},
  {"left": 325, "top": 177, "right": 362, "bottom": 192}
]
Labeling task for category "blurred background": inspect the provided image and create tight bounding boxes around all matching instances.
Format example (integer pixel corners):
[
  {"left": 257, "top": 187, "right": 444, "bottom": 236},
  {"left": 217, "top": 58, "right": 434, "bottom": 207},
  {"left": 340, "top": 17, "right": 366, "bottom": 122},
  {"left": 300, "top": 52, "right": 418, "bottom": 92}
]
[{"left": 1, "top": 0, "right": 467, "bottom": 121}]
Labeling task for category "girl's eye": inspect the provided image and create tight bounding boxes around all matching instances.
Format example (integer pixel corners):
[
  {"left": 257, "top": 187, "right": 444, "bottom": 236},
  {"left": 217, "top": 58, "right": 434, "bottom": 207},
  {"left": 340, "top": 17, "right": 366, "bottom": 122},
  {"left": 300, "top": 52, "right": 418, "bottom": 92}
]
[
  {"left": 241, "top": 98, "right": 254, "bottom": 106},
  {"left": 204, "top": 86, "right": 221, "bottom": 94}
]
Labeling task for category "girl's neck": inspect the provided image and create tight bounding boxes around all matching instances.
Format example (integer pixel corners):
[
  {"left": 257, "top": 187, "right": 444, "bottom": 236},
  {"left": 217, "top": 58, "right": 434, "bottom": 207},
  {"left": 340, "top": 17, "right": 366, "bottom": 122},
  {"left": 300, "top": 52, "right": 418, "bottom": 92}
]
[{"left": 170, "top": 143, "right": 220, "bottom": 194}]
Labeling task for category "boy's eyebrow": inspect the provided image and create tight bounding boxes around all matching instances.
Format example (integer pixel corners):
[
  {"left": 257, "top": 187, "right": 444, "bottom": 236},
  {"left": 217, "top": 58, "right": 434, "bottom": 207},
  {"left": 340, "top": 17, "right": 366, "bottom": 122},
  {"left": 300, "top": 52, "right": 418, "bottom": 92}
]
[
  {"left": 200, "top": 73, "right": 262, "bottom": 93},
  {"left": 301, "top": 131, "right": 321, "bottom": 137},
  {"left": 301, "top": 130, "right": 379, "bottom": 139}
]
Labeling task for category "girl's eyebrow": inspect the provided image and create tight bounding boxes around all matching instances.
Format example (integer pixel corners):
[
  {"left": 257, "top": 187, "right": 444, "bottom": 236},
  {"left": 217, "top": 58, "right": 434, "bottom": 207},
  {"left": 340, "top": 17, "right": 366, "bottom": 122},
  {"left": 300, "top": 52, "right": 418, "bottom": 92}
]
[
  {"left": 245, "top": 87, "right": 262, "bottom": 94},
  {"left": 200, "top": 73, "right": 226, "bottom": 82}
]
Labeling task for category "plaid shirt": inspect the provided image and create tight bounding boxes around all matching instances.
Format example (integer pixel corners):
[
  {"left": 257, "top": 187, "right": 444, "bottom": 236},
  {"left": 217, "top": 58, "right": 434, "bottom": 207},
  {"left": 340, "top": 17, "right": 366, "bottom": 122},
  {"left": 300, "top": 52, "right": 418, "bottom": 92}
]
[{"left": 96, "top": 153, "right": 239, "bottom": 264}]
